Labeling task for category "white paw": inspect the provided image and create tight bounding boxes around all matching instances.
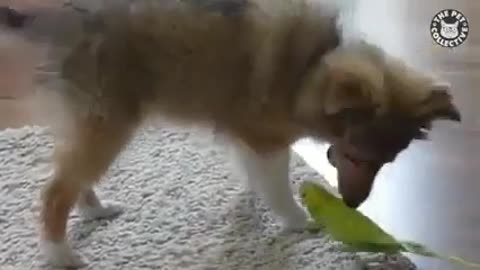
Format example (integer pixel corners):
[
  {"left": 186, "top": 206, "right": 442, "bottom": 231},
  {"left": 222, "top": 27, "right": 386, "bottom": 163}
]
[
  {"left": 41, "top": 240, "right": 87, "bottom": 268},
  {"left": 78, "top": 200, "right": 124, "bottom": 220},
  {"left": 279, "top": 208, "right": 310, "bottom": 232}
]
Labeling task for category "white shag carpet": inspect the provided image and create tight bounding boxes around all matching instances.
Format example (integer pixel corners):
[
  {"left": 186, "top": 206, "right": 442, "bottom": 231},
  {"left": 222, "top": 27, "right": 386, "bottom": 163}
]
[{"left": 0, "top": 123, "right": 416, "bottom": 269}]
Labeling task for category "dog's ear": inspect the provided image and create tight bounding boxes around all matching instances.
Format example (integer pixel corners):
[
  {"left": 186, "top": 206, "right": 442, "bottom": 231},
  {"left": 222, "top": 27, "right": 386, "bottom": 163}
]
[
  {"left": 413, "top": 82, "right": 461, "bottom": 128},
  {"left": 294, "top": 53, "right": 385, "bottom": 125},
  {"left": 322, "top": 68, "right": 385, "bottom": 124}
]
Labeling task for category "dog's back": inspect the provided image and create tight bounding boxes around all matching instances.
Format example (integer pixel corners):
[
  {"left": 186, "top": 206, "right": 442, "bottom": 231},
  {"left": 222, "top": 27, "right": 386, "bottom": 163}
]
[{"left": 30, "top": 0, "right": 341, "bottom": 128}]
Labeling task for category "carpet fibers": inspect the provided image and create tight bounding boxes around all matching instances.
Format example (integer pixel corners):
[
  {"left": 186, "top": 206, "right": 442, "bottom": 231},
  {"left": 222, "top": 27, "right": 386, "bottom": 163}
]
[{"left": 0, "top": 124, "right": 416, "bottom": 269}]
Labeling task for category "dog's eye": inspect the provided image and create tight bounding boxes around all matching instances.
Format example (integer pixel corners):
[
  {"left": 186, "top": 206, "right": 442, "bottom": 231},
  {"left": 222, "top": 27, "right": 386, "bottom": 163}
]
[{"left": 338, "top": 108, "right": 375, "bottom": 125}]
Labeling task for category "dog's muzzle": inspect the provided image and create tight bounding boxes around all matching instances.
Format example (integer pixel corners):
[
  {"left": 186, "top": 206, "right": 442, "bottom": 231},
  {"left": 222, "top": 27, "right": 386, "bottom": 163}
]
[{"left": 327, "top": 145, "right": 382, "bottom": 208}]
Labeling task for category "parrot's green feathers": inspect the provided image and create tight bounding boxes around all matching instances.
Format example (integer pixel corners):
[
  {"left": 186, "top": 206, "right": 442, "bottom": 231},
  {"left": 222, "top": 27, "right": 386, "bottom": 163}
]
[
  {"left": 300, "top": 180, "right": 397, "bottom": 244},
  {"left": 299, "top": 180, "right": 480, "bottom": 269},
  {"left": 342, "top": 242, "right": 405, "bottom": 254}
]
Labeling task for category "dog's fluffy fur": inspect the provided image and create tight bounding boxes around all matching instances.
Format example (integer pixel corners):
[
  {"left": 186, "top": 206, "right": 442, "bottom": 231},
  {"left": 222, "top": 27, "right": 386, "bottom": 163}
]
[{"left": 16, "top": 0, "right": 461, "bottom": 267}]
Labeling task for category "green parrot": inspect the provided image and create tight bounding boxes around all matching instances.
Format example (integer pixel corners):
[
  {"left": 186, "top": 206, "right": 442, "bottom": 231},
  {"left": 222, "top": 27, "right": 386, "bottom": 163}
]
[{"left": 299, "top": 180, "right": 480, "bottom": 269}]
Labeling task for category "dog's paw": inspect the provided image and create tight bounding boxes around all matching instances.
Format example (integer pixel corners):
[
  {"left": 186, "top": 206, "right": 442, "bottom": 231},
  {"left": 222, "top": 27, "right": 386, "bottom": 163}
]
[
  {"left": 41, "top": 240, "right": 87, "bottom": 268},
  {"left": 78, "top": 200, "right": 124, "bottom": 220},
  {"left": 279, "top": 209, "right": 310, "bottom": 232}
]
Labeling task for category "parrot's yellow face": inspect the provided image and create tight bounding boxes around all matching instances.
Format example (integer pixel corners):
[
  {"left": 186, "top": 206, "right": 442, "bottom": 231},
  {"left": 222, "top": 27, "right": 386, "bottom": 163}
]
[{"left": 299, "top": 181, "right": 337, "bottom": 209}]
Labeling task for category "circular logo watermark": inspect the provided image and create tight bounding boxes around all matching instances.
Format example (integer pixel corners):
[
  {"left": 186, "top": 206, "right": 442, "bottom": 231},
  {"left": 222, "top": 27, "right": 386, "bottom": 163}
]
[{"left": 430, "top": 9, "right": 469, "bottom": 48}]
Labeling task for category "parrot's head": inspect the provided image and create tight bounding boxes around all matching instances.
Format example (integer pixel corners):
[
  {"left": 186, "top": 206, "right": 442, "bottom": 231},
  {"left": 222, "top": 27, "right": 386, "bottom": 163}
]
[{"left": 299, "top": 181, "right": 339, "bottom": 211}]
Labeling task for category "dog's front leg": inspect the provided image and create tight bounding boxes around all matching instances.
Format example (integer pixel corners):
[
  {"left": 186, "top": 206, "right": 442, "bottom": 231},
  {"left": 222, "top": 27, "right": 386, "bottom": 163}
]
[{"left": 230, "top": 142, "right": 308, "bottom": 230}]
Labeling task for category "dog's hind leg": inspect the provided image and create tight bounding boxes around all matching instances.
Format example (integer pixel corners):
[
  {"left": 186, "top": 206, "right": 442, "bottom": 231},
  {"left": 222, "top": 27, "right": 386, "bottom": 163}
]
[
  {"left": 39, "top": 114, "right": 137, "bottom": 268},
  {"left": 76, "top": 187, "right": 125, "bottom": 220}
]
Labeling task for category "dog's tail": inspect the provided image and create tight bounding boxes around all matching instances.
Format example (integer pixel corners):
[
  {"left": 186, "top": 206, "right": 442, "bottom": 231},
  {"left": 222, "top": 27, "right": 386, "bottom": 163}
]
[{"left": 3, "top": 1, "right": 131, "bottom": 136}]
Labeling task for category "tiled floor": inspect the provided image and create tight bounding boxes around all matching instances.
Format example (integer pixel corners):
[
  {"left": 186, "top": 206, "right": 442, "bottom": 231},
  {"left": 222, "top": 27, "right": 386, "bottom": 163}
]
[{"left": 1, "top": 1, "right": 480, "bottom": 269}]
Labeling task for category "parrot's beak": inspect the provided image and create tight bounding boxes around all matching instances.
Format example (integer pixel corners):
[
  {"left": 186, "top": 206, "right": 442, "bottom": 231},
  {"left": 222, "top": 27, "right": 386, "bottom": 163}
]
[{"left": 327, "top": 145, "right": 382, "bottom": 208}]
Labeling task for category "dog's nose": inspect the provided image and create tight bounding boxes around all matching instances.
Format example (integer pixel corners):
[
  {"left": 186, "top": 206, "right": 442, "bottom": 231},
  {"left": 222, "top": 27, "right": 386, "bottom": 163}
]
[
  {"left": 327, "top": 145, "right": 336, "bottom": 167},
  {"left": 330, "top": 144, "right": 381, "bottom": 210},
  {"left": 342, "top": 197, "right": 362, "bottom": 208}
]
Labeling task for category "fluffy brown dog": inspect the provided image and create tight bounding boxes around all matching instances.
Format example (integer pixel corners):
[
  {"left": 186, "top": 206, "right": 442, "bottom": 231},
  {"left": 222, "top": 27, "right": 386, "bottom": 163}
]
[{"left": 14, "top": 0, "right": 460, "bottom": 267}]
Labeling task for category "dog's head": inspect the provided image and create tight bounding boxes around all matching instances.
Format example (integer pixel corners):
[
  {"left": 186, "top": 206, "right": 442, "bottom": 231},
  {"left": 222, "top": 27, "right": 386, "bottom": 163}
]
[{"left": 296, "top": 41, "right": 461, "bottom": 208}]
